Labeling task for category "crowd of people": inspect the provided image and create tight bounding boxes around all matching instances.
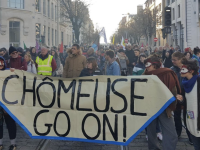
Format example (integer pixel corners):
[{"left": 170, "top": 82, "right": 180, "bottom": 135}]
[{"left": 0, "top": 42, "right": 200, "bottom": 150}]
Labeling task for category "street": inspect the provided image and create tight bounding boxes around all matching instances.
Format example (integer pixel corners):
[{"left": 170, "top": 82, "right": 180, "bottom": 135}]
[{"left": 2, "top": 124, "right": 193, "bottom": 150}]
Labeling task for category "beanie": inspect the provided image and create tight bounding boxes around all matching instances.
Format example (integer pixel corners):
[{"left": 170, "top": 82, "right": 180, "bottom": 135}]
[
  {"left": 9, "top": 46, "right": 18, "bottom": 55},
  {"left": 17, "top": 47, "right": 24, "bottom": 53}
]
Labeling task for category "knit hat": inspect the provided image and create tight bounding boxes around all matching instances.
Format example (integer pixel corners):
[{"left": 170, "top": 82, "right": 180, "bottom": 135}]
[
  {"left": 9, "top": 46, "right": 18, "bottom": 55},
  {"left": 17, "top": 47, "right": 24, "bottom": 53}
]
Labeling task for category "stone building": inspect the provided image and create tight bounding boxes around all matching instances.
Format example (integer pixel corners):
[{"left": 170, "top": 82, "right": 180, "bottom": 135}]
[{"left": 0, "top": 0, "right": 73, "bottom": 49}]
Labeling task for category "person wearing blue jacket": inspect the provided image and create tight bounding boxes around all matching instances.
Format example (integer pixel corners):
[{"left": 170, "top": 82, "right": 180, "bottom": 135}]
[
  {"left": 105, "top": 50, "right": 120, "bottom": 76},
  {"left": 0, "top": 56, "right": 17, "bottom": 150}
]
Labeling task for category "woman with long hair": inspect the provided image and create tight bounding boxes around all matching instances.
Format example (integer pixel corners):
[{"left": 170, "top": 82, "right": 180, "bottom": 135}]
[
  {"left": 79, "top": 57, "right": 102, "bottom": 77},
  {"left": 184, "top": 52, "right": 193, "bottom": 60},
  {"left": 133, "top": 54, "right": 146, "bottom": 75},
  {"left": 30, "top": 47, "right": 37, "bottom": 62},
  {"left": 24, "top": 54, "right": 37, "bottom": 74}
]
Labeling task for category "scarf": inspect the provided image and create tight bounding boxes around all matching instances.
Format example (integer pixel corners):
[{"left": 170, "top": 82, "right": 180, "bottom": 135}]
[{"left": 182, "top": 75, "right": 198, "bottom": 93}]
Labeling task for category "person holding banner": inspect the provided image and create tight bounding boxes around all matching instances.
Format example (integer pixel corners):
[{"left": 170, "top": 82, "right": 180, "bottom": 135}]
[
  {"left": 143, "top": 54, "right": 181, "bottom": 150},
  {"left": 63, "top": 44, "right": 86, "bottom": 78},
  {"left": 0, "top": 56, "right": 17, "bottom": 150},
  {"left": 6, "top": 46, "right": 27, "bottom": 71},
  {"left": 79, "top": 57, "right": 102, "bottom": 77},
  {"left": 176, "top": 58, "right": 200, "bottom": 150}
]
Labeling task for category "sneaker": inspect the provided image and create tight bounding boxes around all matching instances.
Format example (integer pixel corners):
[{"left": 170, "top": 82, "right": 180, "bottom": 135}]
[
  {"left": 9, "top": 145, "right": 17, "bottom": 150},
  {"left": 146, "top": 135, "right": 148, "bottom": 141},
  {"left": 189, "top": 139, "right": 193, "bottom": 145},
  {"left": 157, "top": 132, "right": 163, "bottom": 141},
  {"left": 0, "top": 145, "right": 3, "bottom": 150}
]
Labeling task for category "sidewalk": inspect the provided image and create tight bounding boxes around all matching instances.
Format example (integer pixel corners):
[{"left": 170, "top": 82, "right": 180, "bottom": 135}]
[{"left": 2, "top": 124, "right": 194, "bottom": 150}]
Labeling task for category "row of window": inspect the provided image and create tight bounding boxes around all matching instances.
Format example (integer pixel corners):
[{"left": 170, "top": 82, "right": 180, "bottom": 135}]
[
  {"left": 167, "top": 0, "right": 175, "bottom": 5},
  {"left": 36, "top": 0, "right": 57, "bottom": 21},
  {"left": 172, "top": 5, "right": 181, "bottom": 20},
  {"left": 35, "top": 23, "right": 71, "bottom": 46},
  {"left": 8, "top": 21, "right": 70, "bottom": 47},
  {"left": 7, "top": 0, "right": 57, "bottom": 21}
]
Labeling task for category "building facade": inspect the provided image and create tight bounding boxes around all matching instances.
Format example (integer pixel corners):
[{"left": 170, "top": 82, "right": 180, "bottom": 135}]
[
  {"left": 145, "top": 0, "right": 167, "bottom": 48},
  {"left": 0, "top": 0, "right": 73, "bottom": 49},
  {"left": 165, "top": 0, "right": 200, "bottom": 50}
]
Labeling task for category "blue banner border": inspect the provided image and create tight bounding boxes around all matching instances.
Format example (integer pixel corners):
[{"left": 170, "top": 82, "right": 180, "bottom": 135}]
[{"left": 0, "top": 96, "right": 175, "bottom": 146}]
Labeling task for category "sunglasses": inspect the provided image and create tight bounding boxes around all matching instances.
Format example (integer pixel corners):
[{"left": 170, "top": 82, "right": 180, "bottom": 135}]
[{"left": 11, "top": 51, "right": 18, "bottom": 55}]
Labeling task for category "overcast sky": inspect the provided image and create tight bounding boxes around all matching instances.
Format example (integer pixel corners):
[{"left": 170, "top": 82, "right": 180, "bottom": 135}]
[{"left": 88, "top": 0, "right": 146, "bottom": 43}]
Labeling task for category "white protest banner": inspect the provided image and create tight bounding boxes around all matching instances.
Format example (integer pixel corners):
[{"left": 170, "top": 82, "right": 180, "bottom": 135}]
[{"left": 0, "top": 70, "right": 175, "bottom": 146}]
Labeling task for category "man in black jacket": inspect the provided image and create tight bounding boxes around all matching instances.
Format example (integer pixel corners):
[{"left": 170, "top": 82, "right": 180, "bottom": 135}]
[
  {"left": 125, "top": 44, "right": 135, "bottom": 75},
  {"left": 171, "top": 52, "right": 192, "bottom": 144}
]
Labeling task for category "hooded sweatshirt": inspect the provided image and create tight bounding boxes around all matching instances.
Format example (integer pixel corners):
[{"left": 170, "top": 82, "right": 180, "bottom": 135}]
[
  {"left": 144, "top": 68, "right": 181, "bottom": 117},
  {"left": 0, "top": 56, "right": 7, "bottom": 70}
]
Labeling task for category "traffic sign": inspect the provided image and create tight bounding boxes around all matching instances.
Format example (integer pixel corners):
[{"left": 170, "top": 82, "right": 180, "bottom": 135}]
[
  {"left": 154, "top": 38, "right": 158, "bottom": 42},
  {"left": 125, "top": 39, "right": 128, "bottom": 43}
]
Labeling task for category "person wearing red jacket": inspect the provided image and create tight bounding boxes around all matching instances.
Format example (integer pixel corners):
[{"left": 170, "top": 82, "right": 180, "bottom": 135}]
[
  {"left": 6, "top": 46, "right": 27, "bottom": 71},
  {"left": 3, "top": 46, "right": 28, "bottom": 150}
]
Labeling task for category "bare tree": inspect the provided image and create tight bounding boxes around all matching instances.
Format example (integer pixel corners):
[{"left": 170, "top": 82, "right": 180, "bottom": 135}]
[{"left": 61, "top": 0, "right": 90, "bottom": 44}]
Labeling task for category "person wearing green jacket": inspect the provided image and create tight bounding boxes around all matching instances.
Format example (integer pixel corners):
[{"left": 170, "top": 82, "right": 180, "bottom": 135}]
[{"left": 133, "top": 54, "right": 146, "bottom": 75}]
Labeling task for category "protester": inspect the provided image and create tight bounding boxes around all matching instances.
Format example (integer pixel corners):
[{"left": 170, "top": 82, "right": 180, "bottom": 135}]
[
  {"left": 87, "top": 47, "right": 97, "bottom": 59},
  {"left": 79, "top": 57, "right": 103, "bottom": 77},
  {"left": 50, "top": 50, "right": 62, "bottom": 77},
  {"left": 7, "top": 46, "right": 27, "bottom": 71},
  {"left": 156, "top": 46, "right": 163, "bottom": 60},
  {"left": 133, "top": 54, "right": 146, "bottom": 75},
  {"left": 16, "top": 47, "right": 25, "bottom": 57},
  {"left": 169, "top": 45, "right": 175, "bottom": 54},
  {"left": 192, "top": 48, "right": 200, "bottom": 73},
  {"left": 0, "top": 56, "right": 17, "bottom": 150},
  {"left": 82, "top": 46, "right": 88, "bottom": 57},
  {"left": 140, "top": 47, "right": 149, "bottom": 56},
  {"left": 105, "top": 50, "right": 120, "bottom": 76},
  {"left": 116, "top": 49, "right": 129, "bottom": 76},
  {"left": 24, "top": 54, "right": 37, "bottom": 74},
  {"left": 25, "top": 48, "right": 30, "bottom": 55},
  {"left": 163, "top": 51, "right": 173, "bottom": 68},
  {"left": 30, "top": 47, "right": 37, "bottom": 62},
  {"left": 63, "top": 44, "right": 86, "bottom": 78},
  {"left": 35, "top": 46, "right": 57, "bottom": 76},
  {"left": 170, "top": 52, "right": 185, "bottom": 137},
  {"left": 0, "top": 48, "right": 9, "bottom": 61},
  {"left": 125, "top": 44, "right": 135, "bottom": 75},
  {"left": 96, "top": 50, "right": 105, "bottom": 72},
  {"left": 133, "top": 49, "right": 140, "bottom": 65},
  {"left": 153, "top": 47, "right": 158, "bottom": 53},
  {"left": 143, "top": 54, "right": 181, "bottom": 150},
  {"left": 176, "top": 58, "right": 200, "bottom": 150},
  {"left": 184, "top": 52, "right": 193, "bottom": 60}
]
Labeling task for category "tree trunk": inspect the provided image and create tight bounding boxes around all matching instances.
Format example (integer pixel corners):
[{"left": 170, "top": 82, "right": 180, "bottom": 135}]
[{"left": 74, "top": 28, "right": 80, "bottom": 44}]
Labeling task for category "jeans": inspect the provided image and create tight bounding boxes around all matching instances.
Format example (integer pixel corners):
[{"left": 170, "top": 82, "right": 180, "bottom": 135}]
[
  {"left": 174, "top": 109, "right": 182, "bottom": 137},
  {"left": 190, "top": 134, "right": 200, "bottom": 150},
  {"left": 0, "top": 113, "right": 16, "bottom": 140}
]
